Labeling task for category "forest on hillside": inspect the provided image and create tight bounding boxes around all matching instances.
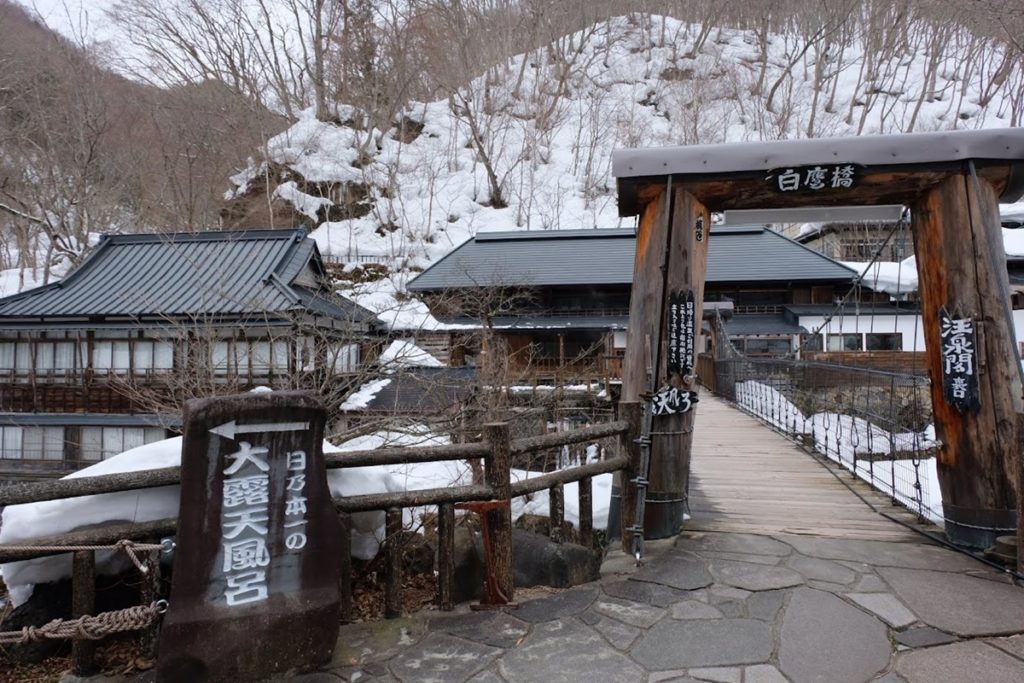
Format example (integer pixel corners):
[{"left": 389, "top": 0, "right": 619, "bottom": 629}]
[{"left": 2, "top": 0, "right": 1023, "bottom": 286}]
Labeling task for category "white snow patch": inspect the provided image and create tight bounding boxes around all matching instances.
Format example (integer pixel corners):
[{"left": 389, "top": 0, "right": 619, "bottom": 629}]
[
  {"left": 340, "top": 378, "right": 392, "bottom": 410},
  {"left": 378, "top": 339, "right": 443, "bottom": 370}
]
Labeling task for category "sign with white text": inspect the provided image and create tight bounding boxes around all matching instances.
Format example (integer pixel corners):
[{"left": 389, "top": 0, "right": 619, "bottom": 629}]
[
  {"left": 939, "top": 307, "right": 981, "bottom": 413},
  {"left": 766, "top": 163, "right": 862, "bottom": 193},
  {"left": 157, "top": 392, "right": 340, "bottom": 682}
]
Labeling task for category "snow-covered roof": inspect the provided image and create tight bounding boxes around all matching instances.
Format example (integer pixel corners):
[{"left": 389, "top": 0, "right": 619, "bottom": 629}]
[{"left": 378, "top": 339, "right": 443, "bottom": 369}]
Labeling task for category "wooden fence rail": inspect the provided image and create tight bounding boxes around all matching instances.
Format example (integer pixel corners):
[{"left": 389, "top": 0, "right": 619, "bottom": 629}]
[{"left": 0, "top": 418, "right": 637, "bottom": 674}]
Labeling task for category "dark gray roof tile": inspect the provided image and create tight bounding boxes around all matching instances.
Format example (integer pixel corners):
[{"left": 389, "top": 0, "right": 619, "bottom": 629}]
[
  {"left": 407, "top": 226, "right": 855, "bottom": 291},
  {"left": 0, "top": 229, "right": 374, "bottom": 326}
]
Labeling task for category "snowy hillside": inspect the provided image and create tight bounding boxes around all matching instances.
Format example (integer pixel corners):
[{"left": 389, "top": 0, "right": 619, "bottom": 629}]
[{"left": 231, "top": 13, "right": 1023, "bottom": 287}]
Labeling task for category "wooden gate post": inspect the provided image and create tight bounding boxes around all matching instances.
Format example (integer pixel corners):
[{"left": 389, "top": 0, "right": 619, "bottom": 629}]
[
  {"left": 622, "top": 184, "right": 711, "bottom": 538},
  {"left": 910, "top": 171, "right": 1024, "bottom": 548}
]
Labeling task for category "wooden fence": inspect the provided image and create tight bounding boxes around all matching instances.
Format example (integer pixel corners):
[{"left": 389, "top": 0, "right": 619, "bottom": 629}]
[{"left": 0, "top": 415, "right": 638, "bottom": 672}]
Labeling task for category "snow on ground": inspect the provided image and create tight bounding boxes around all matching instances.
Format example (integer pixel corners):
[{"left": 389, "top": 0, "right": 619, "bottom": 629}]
[
  {"left": 735, "top": 380, "right": 942, "bottom": 523},
  {"left": 378, "top": 339, "right": 443, "bottom": 369},
  {"left": 247, "top": 14, "right": 1022, "bottom": 288},
  {"left": 1, "top": 422, "right": 613, "bottom": 607}
]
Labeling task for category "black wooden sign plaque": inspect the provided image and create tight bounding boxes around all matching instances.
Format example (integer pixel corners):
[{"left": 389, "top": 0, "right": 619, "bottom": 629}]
[
  {"left": 668, "top": 290, "right": 696, "bottom": 376},
  {"left": 938, "top": 307, "right": 981, "bottom": 413},
  {"left": 766, "top": 163, "right": 862, "bottom": 193},
  {"left": 157, "top": 391, "right": 342, "bottom": 682}
]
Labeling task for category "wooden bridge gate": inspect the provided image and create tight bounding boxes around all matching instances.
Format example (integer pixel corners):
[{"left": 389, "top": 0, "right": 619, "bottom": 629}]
[{"left": 612, "top": 129, "right": 1024, "bottom": 552}]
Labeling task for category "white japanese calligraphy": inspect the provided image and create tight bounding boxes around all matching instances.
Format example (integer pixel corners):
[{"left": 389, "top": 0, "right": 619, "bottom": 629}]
[
  {"left": 223, "top": 508, "right": 269, "bottom": 539},
  {"left": 223, "top": 537, "right": 271, "bottom": 572},
  {"left": 223, "top": 474, "right": 269, "bottom": 508},
  {"left": 223, "top": 442, "right": 270, "bottom": 476},
  {"left": 225, "top": 570, "right": 268, "bottom": 606}
]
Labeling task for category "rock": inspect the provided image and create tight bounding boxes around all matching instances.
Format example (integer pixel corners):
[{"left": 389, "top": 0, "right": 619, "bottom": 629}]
[
  {"left": 511, "top": 529, "right": 600, "bottom": 590},
  {"left": 514, "top": 513, "right": 577, "bottom": 544},
  {"left": 450, "top": 528, "right": 599, "bottom": 605},
  {"left": 396, "top": 530, "right": 434, "bottom": 575},
  {"left": 452, "top": 527, "right": 485, "bottom": 603}
]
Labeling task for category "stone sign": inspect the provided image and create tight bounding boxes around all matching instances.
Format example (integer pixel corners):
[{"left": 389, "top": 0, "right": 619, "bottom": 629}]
[{"left": 157, "top": 391, "right": 342, "bottom": 682}]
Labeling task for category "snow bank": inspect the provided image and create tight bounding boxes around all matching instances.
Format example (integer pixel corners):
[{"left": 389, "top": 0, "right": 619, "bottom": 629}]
[
  {"left": 0, "top": 432, "right": 396, "bottom": 607},
  {"left": 2, "top": 421, "right": 612, "bottom": 608}
]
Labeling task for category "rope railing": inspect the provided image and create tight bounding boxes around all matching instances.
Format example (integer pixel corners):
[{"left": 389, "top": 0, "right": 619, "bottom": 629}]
[{"left": 0, "top": 601, "right": 167, "bottom": 645}]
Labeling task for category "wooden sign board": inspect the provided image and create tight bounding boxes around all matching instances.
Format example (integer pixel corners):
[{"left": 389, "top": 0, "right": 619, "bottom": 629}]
[
  {"left": 766, "top": 163, "right": 862, "bottom": 193},
  {"left": 651, "top": 387, "right": 699, "bottom": 416},
  {"left": 668, "top": 289, "right": 696, "bottom": 377},
  {"left": 157, "top": 391, "right": 341, "bottom": 682},
  {"left": 939, "top": 307, "right": 981, "bottom": 413}
]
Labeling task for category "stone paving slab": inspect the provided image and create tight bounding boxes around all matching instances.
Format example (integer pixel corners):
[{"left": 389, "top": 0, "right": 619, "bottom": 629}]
[
  {"left": 779, "top": 588, "right": 891, "bottom": 683},
  {"left": 709, "top": 559, "right": 804, "bottom": 591},
  {"left": 893, "top": 627, "right": 958, "bottom": 649},
  {"left": 632, "top": 618, "right": 774, "bottom": 669},
  {"left": 297, "top": 529, "right": 1024, "bottom": 683},
  {"left": 878, "top": 567, "right": 1024, "bottom": 636},
  {"left": 498, "top": 618, "right": 646, "bottom": 683},
  {"left": 848, "top": 592, "right": 918, "bottom": 628},
  {"left": 895, "top": 640, "right": 1024, "bottom": 683}
]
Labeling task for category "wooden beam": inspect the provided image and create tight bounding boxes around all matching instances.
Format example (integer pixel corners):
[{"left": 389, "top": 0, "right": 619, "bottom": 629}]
[
  {"left": 910, "top": 171, "right": 1023, "bottom": 548},
  {"left": 625, "top": 162, "right": 1014, "bottom": 214},
  {"left": 622, "top": 185, "right": 711, "bottom": 538}
]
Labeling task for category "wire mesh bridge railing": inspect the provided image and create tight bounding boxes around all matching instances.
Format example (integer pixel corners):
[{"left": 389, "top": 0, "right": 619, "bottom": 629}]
[{"left": 708, "top": 355, "right": 942, "bottom": 525}]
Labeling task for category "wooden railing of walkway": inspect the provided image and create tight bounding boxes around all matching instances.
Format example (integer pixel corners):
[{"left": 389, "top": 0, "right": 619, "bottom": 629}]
[{"left": 0, "top": 417, "right": 641, "bottom": 673}]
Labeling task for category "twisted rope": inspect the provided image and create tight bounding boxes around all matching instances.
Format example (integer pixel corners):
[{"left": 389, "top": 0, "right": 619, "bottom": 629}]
[
  {"left": 0, "top": 602, "right": 165, "bottom": 645},
  {"left": 0, "top": 540, "right": 165, "bottom": 574}
]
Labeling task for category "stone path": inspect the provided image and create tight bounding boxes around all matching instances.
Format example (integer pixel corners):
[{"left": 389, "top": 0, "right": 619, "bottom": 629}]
[{"left": 310, "top": 531, "right": 1024, "bottom": 683}]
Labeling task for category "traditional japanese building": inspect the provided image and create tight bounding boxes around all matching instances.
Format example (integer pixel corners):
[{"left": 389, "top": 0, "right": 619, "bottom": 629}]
[
  {"left": 0, "top": 229, "right": 378, "bottom": 479},
  {"left": 406, "top": 225, "right": 878, "bottom": 380}
]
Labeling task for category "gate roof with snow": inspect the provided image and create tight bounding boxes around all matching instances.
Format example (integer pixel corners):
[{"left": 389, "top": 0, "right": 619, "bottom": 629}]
[{"left": 613, "top": 128, "right": 1024, "bottom": 215}]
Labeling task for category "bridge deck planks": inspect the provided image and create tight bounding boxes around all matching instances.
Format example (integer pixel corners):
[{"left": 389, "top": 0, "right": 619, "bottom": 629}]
[{"left": 688, "top": 396, "right": 925, "bottom": 541}]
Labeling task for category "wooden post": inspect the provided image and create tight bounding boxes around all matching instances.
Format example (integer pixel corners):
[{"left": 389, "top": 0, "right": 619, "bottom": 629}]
[
  {"left": 338, "top": 511, "right": 353, "bottom": 623},
  {"left": 621, "top": 184, "right": 710, "bottom": 538},
  {"left": 384, "top": 507, "right": 403, "bottom": 618},
  {"left": 618, "top": 401, "right": 643, "bottom": 555},
  {"left": 437, "top": 503, "right": 455, "bottom": 611},
  {"left": 483, "top": 423, "right": 514, "bottom": 600},
  {"left": 549, "top": 484, "right": 564, "bottom": 542},
  {"left": 910, "top": 171, "right": 1024, "bottom": 548},
  {"left": 578, "top": 476, "right": 593, "bottom": 548},
  {"left": 72, "top": 550, "right": 97, "bottom": 677}
]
